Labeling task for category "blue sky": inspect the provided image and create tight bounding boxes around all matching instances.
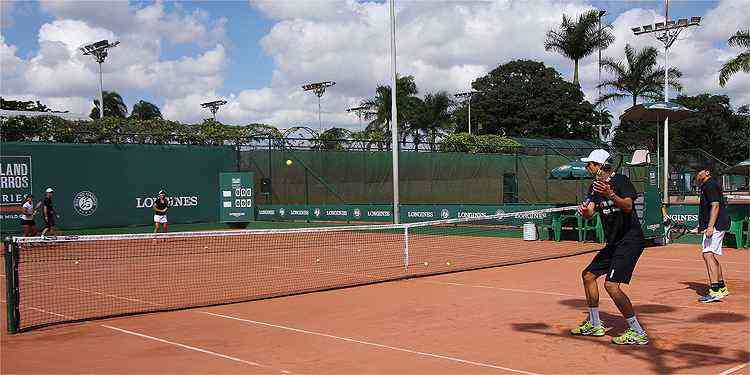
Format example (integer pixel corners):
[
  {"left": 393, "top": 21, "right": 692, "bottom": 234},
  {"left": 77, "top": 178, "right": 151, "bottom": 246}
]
[{"left": 1, "top": 0, "right": 748, "bottom": 128}]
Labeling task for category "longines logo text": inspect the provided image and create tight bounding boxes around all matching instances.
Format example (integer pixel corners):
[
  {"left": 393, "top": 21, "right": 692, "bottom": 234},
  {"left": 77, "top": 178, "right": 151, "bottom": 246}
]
[{"left": 136, "top": 195, "right": 199, "bottom": 208}]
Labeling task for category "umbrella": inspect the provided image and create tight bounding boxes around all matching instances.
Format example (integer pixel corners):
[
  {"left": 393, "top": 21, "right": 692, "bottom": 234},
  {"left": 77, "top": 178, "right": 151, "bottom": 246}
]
[
  {"left": 619, "top": 101, "right": 696, "bottom": 123},
  {"left": 549, "top": 161, "right": 592, "bottom": 180},
  {"left": 723, "top": 159, "right": 750, "bottom": 176}
]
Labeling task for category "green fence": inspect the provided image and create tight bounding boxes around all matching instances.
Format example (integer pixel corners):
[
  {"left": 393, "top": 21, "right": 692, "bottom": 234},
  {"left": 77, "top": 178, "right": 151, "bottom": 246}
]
[
  {"left": 1, "top": 142, "right": 236, "bottom": 234},
  {"left": 255, "top": 203, "right": 558, "bottom": 225},
  {"left": 241, "top": 150, "right": 589, "bottom": 205}
]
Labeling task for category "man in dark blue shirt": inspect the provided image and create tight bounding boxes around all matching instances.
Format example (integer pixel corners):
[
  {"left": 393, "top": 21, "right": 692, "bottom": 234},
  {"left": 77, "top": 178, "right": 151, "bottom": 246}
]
[{"left": 692, "top": 168, "right": 730, "bottom": 303}]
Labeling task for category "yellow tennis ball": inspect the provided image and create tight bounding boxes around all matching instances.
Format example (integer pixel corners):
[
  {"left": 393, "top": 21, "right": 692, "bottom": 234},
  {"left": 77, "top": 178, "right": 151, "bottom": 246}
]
[{"left": 286, "top": 159, "right": 293, "bottom": 166}]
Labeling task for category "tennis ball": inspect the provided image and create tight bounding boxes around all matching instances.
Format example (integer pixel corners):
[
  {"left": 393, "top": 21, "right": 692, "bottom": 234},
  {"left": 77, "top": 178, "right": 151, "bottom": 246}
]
[
  {"left": 446, "top": 261, "right": 451, "bottom": 266},
  {"left": 75, "top": 261, "right": 79, "bottom": 265},
  {"left": 286, "top": 159, "right": 293, "bottom": 166},
  {"left": 316, "top": 258, "right": 320, "bottom": 262},
  {"left": 423, "top": 262, "right": 429, "bottom": 266}
]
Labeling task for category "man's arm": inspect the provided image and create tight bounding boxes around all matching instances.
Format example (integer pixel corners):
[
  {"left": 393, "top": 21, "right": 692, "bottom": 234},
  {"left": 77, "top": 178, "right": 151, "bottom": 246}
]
[{"left": 705, "top": 202, "right": 720, "bottom": 235}]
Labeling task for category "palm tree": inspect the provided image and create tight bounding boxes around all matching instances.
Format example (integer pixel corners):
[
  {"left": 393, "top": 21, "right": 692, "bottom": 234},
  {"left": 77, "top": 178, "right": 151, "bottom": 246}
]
[
  {"left": 545, "top": 9, "right": 614, "bottom": 85},
  {"left": 130, "top": 100, "right": 163, "bottom": 120},
  {"left": 596, "top": 44, "right": 682, "bottom": 107},
  {"left": 413, "top": 91, "right": 454, "bottom": 151},
  {"left": 361, "top": 75, "right": 419, "bottom": 134},
  {"left": 89, "top": 91, "right": 128, "bottom": 119},
  {"left": 719, "top": 29, "right": 750, "bottom": 87}
]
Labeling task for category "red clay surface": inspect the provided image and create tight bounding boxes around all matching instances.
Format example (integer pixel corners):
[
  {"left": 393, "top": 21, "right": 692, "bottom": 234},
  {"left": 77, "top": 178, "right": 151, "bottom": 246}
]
[{"left": 2, "top": 241, "right": 749, "bottom": 374}]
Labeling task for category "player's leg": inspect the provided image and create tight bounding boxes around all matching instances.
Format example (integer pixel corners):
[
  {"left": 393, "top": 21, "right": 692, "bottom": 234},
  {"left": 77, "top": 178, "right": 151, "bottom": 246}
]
[
  {"left": 571, "top": 247, "right": 610, "bottom": 336},
  {"left": 606, "top": 242, "right": 648, "bottom": 345},
  {"left": 700, "top": 231, "right": 727, "bottom": 302},
  {"left": 23, "top": 223, "right": 30, "bottom": 237}
]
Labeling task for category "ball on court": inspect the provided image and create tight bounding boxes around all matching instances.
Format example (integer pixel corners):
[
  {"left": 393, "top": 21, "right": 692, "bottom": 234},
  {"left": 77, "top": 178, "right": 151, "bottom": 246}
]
[
  {"left": 423, "top": 262, "right": 429, "bottom": 266},
  {"left": 316, "top": 258, "right": 320, "bottom": 262},
  {"left": 74, "top": 261, "right": 79, "bottom": 265},
  {"left": 446, "top": 261, "right": 451, "bottom": 266},
  {"left": 286, "top": 159, "right": 293, "bottom": 166}
]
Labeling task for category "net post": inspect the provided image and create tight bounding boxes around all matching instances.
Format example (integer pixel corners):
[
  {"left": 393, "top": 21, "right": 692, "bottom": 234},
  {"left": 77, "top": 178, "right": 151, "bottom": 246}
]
[
  {"left": 403, "top": 227, "right": 409, "bottom": 271},
  {"left": 4, "top": 238, "right": 20, "bottom": 334}
]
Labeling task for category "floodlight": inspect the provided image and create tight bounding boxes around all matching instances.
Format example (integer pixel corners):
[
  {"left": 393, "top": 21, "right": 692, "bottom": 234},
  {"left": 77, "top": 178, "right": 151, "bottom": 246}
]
[
  {"left": 630, "top": 0, "right": 704, "bottom": 213},
  {"left": 200, "top": 100, "right": 228, "bottom": 119},
  {"left": 80, "top": 39, "right": 120, "bottom": 119},
  {"left": 302, "top": 81, "right": 336, "bottom": 132}
]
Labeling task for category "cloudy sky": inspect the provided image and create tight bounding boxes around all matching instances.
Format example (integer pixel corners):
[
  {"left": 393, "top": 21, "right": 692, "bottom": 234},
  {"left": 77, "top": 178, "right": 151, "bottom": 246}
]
[{"left": 1, "top": 0, "right": 748, "bottom": 131}]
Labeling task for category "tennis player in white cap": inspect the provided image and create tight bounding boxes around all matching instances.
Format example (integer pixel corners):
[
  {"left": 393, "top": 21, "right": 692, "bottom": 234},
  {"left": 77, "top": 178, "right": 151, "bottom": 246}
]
[{"left": 570, "top": 149, "right": 649, "bottom": 345}]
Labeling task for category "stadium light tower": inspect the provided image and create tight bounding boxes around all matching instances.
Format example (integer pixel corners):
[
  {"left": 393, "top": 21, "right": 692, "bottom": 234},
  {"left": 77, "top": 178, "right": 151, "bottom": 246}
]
[
  {"left": 631, "top": 0, "right": 701, "bottom": 204},
  {"left": 454, "top": 91, "right": 477, "bottom": 135},
  {"left": 80, "top": 40, "right": 120, "bottom": 119},
  {"left": 346, "top": 105, "right": 369, "bottom": 129},
  {"left": 201, "top": 100, "right": 228, "bottom": 120},
  {"left": 302, "top": 81, "right": 336, "bottom": 133}
]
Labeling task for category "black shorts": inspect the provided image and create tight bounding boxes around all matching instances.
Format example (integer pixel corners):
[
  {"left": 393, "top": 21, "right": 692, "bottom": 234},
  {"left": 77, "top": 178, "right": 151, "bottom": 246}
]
[
  {"left": 45, "top": 216, "right": 55, "bottom": 228},
  {"left": 20, "top": 219, "right": 35, "bottom": 226},
  {"left": 585, "top": 237, "right": 645, "bottom": 284}
]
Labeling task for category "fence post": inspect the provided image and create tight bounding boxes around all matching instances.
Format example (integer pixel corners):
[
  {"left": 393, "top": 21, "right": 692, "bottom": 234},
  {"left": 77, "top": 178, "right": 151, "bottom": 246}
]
[
  {"left": 4, "top": 240, "right": 20, "bottom": 333},
  {"left": 403, "top": 226, "right": 409, "bottom": 272}
]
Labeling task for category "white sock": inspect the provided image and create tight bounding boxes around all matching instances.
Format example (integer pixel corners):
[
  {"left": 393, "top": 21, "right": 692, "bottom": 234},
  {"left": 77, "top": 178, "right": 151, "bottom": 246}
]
[
  {"left": 588, "top": 307, "right": 601, "bottom": 327},
  {"left": 626, "top": 315, "right": 645, "bottom": 335}
]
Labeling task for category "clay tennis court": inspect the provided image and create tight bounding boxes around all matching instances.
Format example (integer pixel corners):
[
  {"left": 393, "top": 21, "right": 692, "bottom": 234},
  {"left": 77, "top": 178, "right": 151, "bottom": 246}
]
[{"left": 2, "top": 239, "right": 749, "bottom": 374}]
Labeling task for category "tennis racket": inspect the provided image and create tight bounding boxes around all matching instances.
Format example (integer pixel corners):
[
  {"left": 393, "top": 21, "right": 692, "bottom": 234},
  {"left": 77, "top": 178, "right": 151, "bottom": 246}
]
[{"left": 663, "top": 218, "right": 691, "bottom": 241}]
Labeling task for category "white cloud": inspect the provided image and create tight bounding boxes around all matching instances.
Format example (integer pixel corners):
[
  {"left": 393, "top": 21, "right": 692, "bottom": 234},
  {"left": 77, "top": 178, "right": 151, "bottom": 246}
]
[
  {"left": 4, "top": 0, "right": 748, "bottom": 130},
  {"left": 1, "top": 2, "right": 227, "bottom": 118}
]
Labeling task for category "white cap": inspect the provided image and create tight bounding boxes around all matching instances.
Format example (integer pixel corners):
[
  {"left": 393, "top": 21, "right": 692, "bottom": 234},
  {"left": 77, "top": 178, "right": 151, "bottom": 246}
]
[
  {"left": 580, "top": 149, "right": 610, "bottom": 165},
  {"left": 45, "top": 187, "right": 54, "bottom": 193}
]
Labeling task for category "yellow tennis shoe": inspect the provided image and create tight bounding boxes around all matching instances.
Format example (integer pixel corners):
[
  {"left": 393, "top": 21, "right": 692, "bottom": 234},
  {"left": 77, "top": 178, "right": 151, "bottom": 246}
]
[{"left": 570, "top": 320, "right": 605, "bottom": 337}]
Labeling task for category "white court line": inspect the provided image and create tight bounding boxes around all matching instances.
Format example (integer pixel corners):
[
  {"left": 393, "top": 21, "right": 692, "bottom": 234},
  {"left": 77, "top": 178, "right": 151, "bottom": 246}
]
[
  {"left": 645, "top": 257, "right": 749, "bottom": 266},
  {"left": 558, "top": 259, "right": 750, "bottom": 274},
  {"left": 0, "top": 300, "right": 289, "bottom": 374},
  {"left": 200, "top": 311, "right": 541, "bottom": 375},
  {"left": 420, "top": 280, "right": 732, "bottom": 311},
  {"left": 719, "top": 362, "right": 750, "bottom": 375},
  {"left": 101, "top": 325, "right": 290, "bottom": 374}
]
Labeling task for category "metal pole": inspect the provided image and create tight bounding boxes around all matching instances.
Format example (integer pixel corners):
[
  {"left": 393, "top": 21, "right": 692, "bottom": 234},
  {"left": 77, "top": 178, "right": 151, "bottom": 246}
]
[
  {"left": 468, "top": 96, "right": 472, "bottom": 135},
  {"left": 663, "top": 0, "right": 670, "bottom": 206},
  {"left": 598, "top": 16, "right": 602, "bottom": 104},
  {"left": 318, "top": 95, "right": 322, "bottom": 133},
  {"left": 389, "top": 0, "right": 400, "bottom": 224},
  {"left": 98, "top": 62, "right": 105, "bottom": 119}
]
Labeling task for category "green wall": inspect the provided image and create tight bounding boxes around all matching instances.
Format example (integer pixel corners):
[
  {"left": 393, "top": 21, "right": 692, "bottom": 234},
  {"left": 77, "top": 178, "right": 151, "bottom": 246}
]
[{"left": 1, "top": 142, "right": 235, "bottom": 234}]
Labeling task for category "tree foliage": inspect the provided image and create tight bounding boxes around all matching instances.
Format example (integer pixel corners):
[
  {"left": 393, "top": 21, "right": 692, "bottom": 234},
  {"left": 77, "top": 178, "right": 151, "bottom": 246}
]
[
  {"left": 613, "top": 94, "right": 749, "bottom": 165},
  {"left": 544, "top": 10, "right": 614, "bottom": 85},
  {"left": 0, "top": 97, "right": 52, "bottom": 112},
  {"left": 470, "top": 59, "right": 598, "bottom": 139},
  {"left": 90, "top": 91, "right": 128, "bottom": 119},
  {"left": 597, "top": 44, "right": 682, "bottom": 107},
  {"left": 0, "top": 116, "right": 280, "bottom": 146},
  {"left": 719, "top": 29, "right": 750, "bottom": 87},
  {"left": 130, "top": 100, "right": 163, "bottom": 120},
  {"left": 440, "top": 133, "right": 521, "bottom": 153}
]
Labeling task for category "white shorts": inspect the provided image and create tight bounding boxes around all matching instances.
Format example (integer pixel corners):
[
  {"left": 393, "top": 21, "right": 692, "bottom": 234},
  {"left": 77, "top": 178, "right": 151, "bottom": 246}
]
[
  {"left": 702, "top": 230, "right": 725, "bottom": 255},
  {"left": 154, "top": 214, "right": 168, "bottom": 224}
]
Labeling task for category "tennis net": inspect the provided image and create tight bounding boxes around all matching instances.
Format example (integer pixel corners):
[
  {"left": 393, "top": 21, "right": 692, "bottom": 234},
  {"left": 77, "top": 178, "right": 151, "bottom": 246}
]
[{"left": 4, "top": 205, "right": 595, "bottom": 333}]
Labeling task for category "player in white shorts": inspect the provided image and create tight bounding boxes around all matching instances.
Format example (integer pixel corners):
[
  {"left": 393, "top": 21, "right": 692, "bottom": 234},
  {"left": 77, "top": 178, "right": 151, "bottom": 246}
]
[
  {"left": 691, "top": 169, "right": 730, "bottom": 303},
  {"left": 153, "top": 190, "right": 169, "bottom": 233}
]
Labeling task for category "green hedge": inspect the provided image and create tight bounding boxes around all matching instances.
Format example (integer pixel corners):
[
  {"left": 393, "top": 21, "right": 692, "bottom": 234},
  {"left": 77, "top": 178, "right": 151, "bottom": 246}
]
[{"left": 439, "top": 133, "right": 521, "bottom": 153}]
